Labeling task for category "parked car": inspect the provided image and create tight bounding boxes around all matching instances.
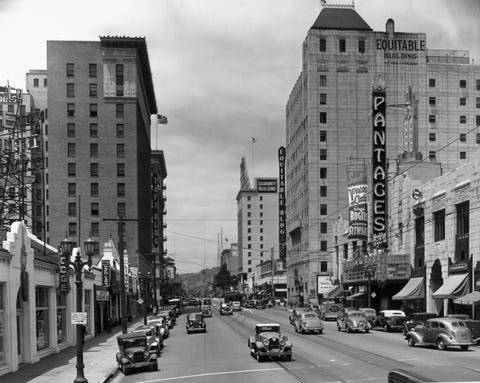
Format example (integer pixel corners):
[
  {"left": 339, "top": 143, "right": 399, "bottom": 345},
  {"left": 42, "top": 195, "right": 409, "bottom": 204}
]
[
  {"left": 131, "top": 324, "right": 163, "bottom": 352},
  {"left": 357, "top": 308, "right": 377, "bottom": 324},
  {"left": 186, "top": 313, "right": 207, "bottom": 334},
  {"left": 116, "top": 333, "right": 158, "bottom": 375},
  {"left": 244, "top": 300, "right": 256, "bottom": 309},
  {"left": 231, "top": 301, "right": 242, "bottom": 311},
  {"left": 405, "top": 317, "right": 474, "bottom": 350},
  {"left": 337, "top": 310, "right": 371, "bottom": 333},
  {"left": 219, "top": 303, "right": 233, "bottom": 316},
  {"left": 319, "top": 302, "right": 344, "bottom": 321},
  {"left": 294, "top": 312, "right": 324, "bottom": 334},
  {"left": 289, "top": 308, "right": 312, "bottom": 325},
  {"left": 248, "top": 323, "right": 292, "bottom": 362},
  {"left": 446, "top": 314, "right": 480, "bottom": 342},
  {"left": 403, "top": 312, "right": 439, "bottom": 336},
  {"left": 372, "top": 310, "right": 406, "bottom": 332},
  {"left": 147, "top": 316, "right": 170, "bottom": 339},
  {"left": 157, "top": 310, "right": 175, "bottom": 328},
  {"left": 388, "top": 365, "right": 480, "bottom": 383},
  {"left": 255, "top": 300, "right": 266, "bottom": 309}
]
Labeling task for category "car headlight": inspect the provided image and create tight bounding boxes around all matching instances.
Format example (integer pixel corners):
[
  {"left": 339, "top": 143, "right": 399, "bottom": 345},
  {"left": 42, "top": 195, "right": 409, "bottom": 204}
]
[
  {"left": 280, "top": 339, "right": 285, "bottom": 345},
  {"left": 127, "top": 353, "right": 133, "bottom": 359},
  {"left": 263, "top": 339, "right": 269, "bottom": 346}
]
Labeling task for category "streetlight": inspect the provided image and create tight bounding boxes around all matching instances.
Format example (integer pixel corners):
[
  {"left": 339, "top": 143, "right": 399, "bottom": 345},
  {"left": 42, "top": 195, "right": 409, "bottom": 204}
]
[{"left": 60, "top": 236, "right": 98, "bottom": 383}]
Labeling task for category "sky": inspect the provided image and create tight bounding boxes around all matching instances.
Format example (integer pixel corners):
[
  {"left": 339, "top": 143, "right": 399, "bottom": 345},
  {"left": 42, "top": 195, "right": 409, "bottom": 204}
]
[{"left": 1, "top": 0, "right": 480, "bottom": 274}]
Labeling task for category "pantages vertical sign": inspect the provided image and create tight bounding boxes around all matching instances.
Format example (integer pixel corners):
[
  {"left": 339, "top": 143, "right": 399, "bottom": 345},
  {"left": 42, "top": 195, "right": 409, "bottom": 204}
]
[
  {"left": 372, "top": 75, "right": 387, "bottom": 248},
  {"left": 278, "top": 146, "right": 286, "bottom": 260}
]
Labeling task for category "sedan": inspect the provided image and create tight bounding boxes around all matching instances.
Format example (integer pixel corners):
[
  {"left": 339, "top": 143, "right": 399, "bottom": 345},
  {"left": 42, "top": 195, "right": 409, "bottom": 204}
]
[
  {"left": 294, "top": 312, "right": 324, "bottom": 334},
  {"left": 186, "top": 313, "right": 207, "bottom": 334},
  {"left": 405, "top": 317, "right": 474, "bottom": 350},
  {"left": 337, "top": 310, "right": 371, "bottom": 333}
]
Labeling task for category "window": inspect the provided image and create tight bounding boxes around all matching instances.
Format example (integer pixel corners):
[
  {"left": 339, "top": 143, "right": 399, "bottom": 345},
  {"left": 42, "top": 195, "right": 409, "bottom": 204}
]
[
  {"left": 116, "top": 123, "right": 125, "bottom": 138},
  {"left": 33, "top": 78, "right": 39, "bottom": 87},
  {"left": 247, "top": 220, "right": 251, "bottom": 225},
  {"left": 259, "top": 212, "right": 263, "bottom": 217},
  {"left": 476, "top": 97, "right": 480, "bottom": 108},
  {"left": 117, "top": 163, "right": 125, "bottom": 177},
  {"left": 66, "top": 83, "right": 74, "bottom": 97},
  {"left": 247, "top": 212, "right": 251, "bottom": 217},
  {"left": 434, "top": 209, "right": 445, "bottom": 242},
  {"left": 477, "top": 133, "right": 480, "bottom": 144},
  {"left": 67, "top": 123, "right": 75, "bottom": 137},
  {"left": 90, "top": 143, "right": 98, "bottom": 157},
  {"left": 247, "top": 204, "right": 251, "bottom": 209},
  {"left": 456, "top": 201, "right": 469, "bottom": 236},
  {"left": 320, "top": 112, "right": 327, "bottom": 123},
  {"left": 89, "top": 64, "right": 97, "bottom": 78},
  {"left": 68, "top": 163, "right": 76, "bottom": 176},
  {"left": 339, "top": 38, "right": 346, "bottom": 52},
  {"left": 91, "top": 202, "right": 99, "bottom": 217},
  {"left": 116, "top": 64, "right": 124, "bottom": 96},
  {"left": 429, "top": 115, "right": 436, "bottom": 123},
  {"left": 67, "top": 143, "right": 75, "bottom": 157},
  {"left": 358, "top": 39, "right": 365, "bottom": 53},
  {"left": 117, "top": 143, "right": 125, "bottom": 158},
  {"left": 460, "top": 97, "right": 466, "bottom": 106},
  {"left": 429, "top": 97, "right": 436, "bottom": 105},
  {"left": 247, "top": 236, "right": 251, "bottom": 241},
  {"left": 320, "top": 130, "right": 327, "bottom": 142},
  {"left": 320, "top": 222, "right": 327, "bottom": 233},
  {"left": 477, "top": 79, "right": 480, "bottom": 91},
  {"left": 429, "top": 78, "right": 436, "bottom": 87},
  {"left": 320, "top": 149, "right": 327, "bottom": 160},
  {"left": 91, "top": 183, "right": 99, "bottom": 197},
  {"left": 320, "top": 204, "right": 327, "bottom": 215},
  {"left": 44, "top": 78, "right": 47, "bottom": 87},
  {"left": 259, "top": 204, "right": 263, "bottom": 209},
  {"left": 319, "top": 93, "right": 327, "bottom": 105},
  {"left": 91, "top": 222, "right": 99, "bottom": 237},
  {"left": 429, "top": 151, "right": 436, "bottom": 161},
  {"left": 320, "top": 261, "right": 328, "bottom": 272},
  {"left": 68, "top": 183, "right": 76, "bottom": 197},
  {"left": 66, "top": 63, "right": 74, "bottom": 77},
  {"left": 460, "top": 115, "right": 467, "bottom": 124},
  {"left": 117, "top": 203, "right": 126, "bottom": 217},
  {"left": 68, "top": 222, "right": 77, "bottom": 238},
  {"left": 460, "top": 151, "right": 467, "bottom": 159},
  {"left": 35, "top": 287, "right": 50, "bottom": 351},
  {"left": 460, "top": 79, "right": 467, "bottom": 88},
  {"left": 90, "top": 163, "right": 99, "bottom": 177},
  {"left": 460, "top": 133, "right": 467, "bottom": 142},
  {"left": 89, "top": 83, "right": 97, "bottom": 98},
  {"left": 90, "top": 123, "right": 98, "bottom": 138},
  {"left": 67, "top": 103, "right": 75, "bottom": 117},
  {"left": 319, "top": 38, "right": 326, "bottom": 52},
  {"left": 319, "top": 75, "right": 327, "bottom": 87},
  {"left": 117, "top": 183, "right": 125, "bottom": 197},
  {"left": 68, "top": 202, "right": 76, "bottom": 216},
  {"left": 320, "top": 241, "right": 327, "bottom": 251},
  {"left": 320, "top": 185, "right": 327, "bottom": 197},
  {"left": 429, "top": 133, "right": 436, "bottom": 141},
  {"left": 116, "top": 104, "right": 124, "bottom": 118},
  {"left": 90, "top": 104, "right": 98, "bottom": 117},
  {"left": 320, "top": 167, "right": 327, "bottom": 179}
]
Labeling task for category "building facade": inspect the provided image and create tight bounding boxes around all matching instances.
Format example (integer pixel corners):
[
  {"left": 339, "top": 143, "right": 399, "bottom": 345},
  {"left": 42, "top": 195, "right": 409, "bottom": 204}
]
[{"left": 285, "top": 4, "right": 480, "bottom": 305}]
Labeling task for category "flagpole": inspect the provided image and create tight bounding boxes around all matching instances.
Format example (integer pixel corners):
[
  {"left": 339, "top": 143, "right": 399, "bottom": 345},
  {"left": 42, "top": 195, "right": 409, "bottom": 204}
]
[{"left": 252, "top": 137, "right": 255, "bottom": 184}]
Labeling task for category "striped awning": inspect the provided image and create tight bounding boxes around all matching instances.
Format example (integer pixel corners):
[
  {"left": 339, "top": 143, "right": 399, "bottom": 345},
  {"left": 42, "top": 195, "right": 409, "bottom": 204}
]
[
  {"left": 453, "top": 291, "right": 480, "bottom": 305},
  {"left": 392, "top": 277, "right": 425, "bottom": 300},
  {"left": 432, "top": 274, "right": 469, "bottom": 300},
  {"left": 346, "top": 292, "right": 366, "bottom": 301},
  {"left": 325, "top": 284, "right": 343, "bottom": 298}
]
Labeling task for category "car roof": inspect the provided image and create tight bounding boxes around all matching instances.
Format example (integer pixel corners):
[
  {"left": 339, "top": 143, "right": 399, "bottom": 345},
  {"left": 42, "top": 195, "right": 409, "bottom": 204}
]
[
  {"left": 347, "top": 311, "right": 366, "bottom": 316},
  {"left": 256, "top": 323, "right": 280, "bottom": 327},
  {"left": 380, "top": 310, "right": 405, "bottom": 316}
]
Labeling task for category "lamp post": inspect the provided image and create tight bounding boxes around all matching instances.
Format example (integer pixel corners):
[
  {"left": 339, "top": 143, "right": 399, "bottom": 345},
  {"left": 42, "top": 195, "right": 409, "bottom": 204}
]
[
  {"left": 60, "top": 236, "right": 98, "bottom": 383},
  {"left": 364, "top": 256, "right": 377, "bottom": 309}
]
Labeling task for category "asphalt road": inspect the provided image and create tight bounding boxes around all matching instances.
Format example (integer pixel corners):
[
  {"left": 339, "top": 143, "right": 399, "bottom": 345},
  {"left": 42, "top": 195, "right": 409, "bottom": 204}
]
[{"left": 111, "top": 306, "right": 480, "bottom": 383}]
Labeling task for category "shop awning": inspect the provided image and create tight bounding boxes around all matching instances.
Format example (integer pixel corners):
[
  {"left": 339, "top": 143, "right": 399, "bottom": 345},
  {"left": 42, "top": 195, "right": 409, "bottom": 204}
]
[
  {"left": 432, "top": 273, "right": 469, "bottom": 300},
  {"left": 453, "top": 291, "right": 480, "bottom": 305},
  {"left": 325, "top": 284, "right": 343, "bottom": 298},
  {"left": 392, "top": 277, "right": 425, "bottom": 300},
  {"left": 275, "top": 288, "right": 287, "bottom": 292},
  {"left": 346, "top": 292, "right": 366, "bottom": 301}
]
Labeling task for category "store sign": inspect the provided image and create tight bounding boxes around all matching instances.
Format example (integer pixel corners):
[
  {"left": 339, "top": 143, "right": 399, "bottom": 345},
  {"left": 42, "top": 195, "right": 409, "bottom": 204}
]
[
  {"left": 59, "top": 251, "right": 70, "bottom": 295},
  {"left": 317, "top": 275, "right": 332, "bottom": 294},
  {"left": 96, "top": 289, "right": 110, "bottom": 301},
  {"left": 102, "top": 260, "right": 110, "bottom": 287},
  {"left": 257, "top": 178, "right": 277, "bottom": 193},
  {"left": 278, "top": 146, "right": 286, "bottom": 259},
  {"left": 346, "top": 163, "right": 368, "bottom": 240},
  {"left": 372, "top": 80, "right": 387, "bottom": 248}
]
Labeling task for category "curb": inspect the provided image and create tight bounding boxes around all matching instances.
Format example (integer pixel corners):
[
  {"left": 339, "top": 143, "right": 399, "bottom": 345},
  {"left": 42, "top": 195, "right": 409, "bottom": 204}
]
[{"left": 101, "top": 366, "right": 119, "bottom": 383}]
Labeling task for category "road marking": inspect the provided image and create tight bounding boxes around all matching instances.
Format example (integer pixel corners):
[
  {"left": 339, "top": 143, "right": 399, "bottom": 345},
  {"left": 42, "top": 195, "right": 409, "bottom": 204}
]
[{"left": 139, "top": 367, "right": 283, "bottom": 382}]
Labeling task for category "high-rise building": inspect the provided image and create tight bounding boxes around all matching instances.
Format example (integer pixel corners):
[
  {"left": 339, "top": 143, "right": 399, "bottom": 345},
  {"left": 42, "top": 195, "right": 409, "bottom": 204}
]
[
  {"left": 285, "top": 4, "right": 480, "bottom": 305},
  {"left": 41, "top": 36, "right": 158, "bottom": 270}
]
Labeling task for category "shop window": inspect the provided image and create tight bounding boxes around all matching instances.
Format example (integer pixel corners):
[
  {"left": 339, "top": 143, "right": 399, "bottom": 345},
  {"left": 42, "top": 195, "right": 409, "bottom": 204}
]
[
  {"left": 35, "top": 287, "right": 50, "bottom": 351},
  {"left": 56, "top": 291, "right": 67, "bottom": 344}
]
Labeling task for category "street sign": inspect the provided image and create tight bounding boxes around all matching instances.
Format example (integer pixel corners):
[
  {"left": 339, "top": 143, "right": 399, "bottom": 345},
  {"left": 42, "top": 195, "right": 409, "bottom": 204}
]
[
  {"left": 371, "top": 292, "right": 377, "bottom": 298},
  {"left": 137, "top": 298, "right": 144, "bottom": 305},
  {"left": 71, "top": 312, "right": 87, "bottom": 325}
]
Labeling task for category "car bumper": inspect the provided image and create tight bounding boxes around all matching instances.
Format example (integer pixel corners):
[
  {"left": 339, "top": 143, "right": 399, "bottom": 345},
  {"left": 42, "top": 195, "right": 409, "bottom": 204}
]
[
  {"left": 303, "top": 327, "right": 323, "bottom": 333},
  {"left": 187, "top": 326, "right": 206, "bottom": 332},
  {"left": 257, "top": 348, "right": 292, "bottom": 358}
]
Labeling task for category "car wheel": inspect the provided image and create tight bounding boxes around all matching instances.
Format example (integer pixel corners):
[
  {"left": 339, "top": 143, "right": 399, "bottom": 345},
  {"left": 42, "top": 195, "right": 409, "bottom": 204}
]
[
  {"left": 122, "top": 366, "right": 129, "bottom": 376},
  {"left": 346, "top": 326, "right": 352, "bottom": 333},
  {"left": 407, "top": 336, "right": 415, "bottom": 347},
  {"left": 187, "top": 329, "right": 190, "bottom": 334},
  {"left": 318, "top": 329, "right": 323, "bottom": 334},
  {"left": 152, "top": 362, "right": 158, "bottom": 371},
  {"left": 256, "top": 352, "right": 264, "bottom": 362},
  {"left": 384, "top": 324, "right": 389, "bottom": 332},
  {"left": 365, "top": 329, "right": 369, "bottom": 333},
  {"left": 337, "top": 324, "right": 341, "bottom": 331},
  {"left": 285, "top": 354, "right": 292, "bottom": 361},
  {"left": 436, "top": 338, "right": 446, "bottom": 351},
  {"left": 460, "top": 345, "right": 469, "bottom": 351}
]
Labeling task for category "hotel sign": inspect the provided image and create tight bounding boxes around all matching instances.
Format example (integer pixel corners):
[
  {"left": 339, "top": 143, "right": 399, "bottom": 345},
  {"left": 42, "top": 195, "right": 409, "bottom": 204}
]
[
  {"left": 377, "top": 38, "right": 426, "bottom": 65},
  {"left": 257, "top": 178, "right": 277, "bottom": 193},
  {"left": 59, "top": 250, "right": 70, "bottom": 295}
]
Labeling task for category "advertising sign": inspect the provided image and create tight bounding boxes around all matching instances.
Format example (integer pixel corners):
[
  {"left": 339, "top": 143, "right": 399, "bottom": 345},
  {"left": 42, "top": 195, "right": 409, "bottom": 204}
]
[
  {"left": 317, "top": 275, "right": 332, "bottom": 295},
  {"left": 102, "top": 260, "right": 110, "bottom": 287},
  {"left": 59, "top": 250, "right": 70, "bottom": 295},
  {"left": 257, "top": 178, "right": 277, "bottom": 193},
  {"left": 372, "top": 77, "right": 388, "bottom": 248},
  {"left": 71, "top": 312, "right": 87, "bottom": 325},
  {"left": 278, "top": 146, "right": 286, "bottom": 259},
  {"left": 346, "top": 163, "right": 368, "bottom": 241}
]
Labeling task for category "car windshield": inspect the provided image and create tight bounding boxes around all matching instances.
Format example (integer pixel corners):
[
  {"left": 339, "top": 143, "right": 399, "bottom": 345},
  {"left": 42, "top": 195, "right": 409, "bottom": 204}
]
[
  {"left": 123, "top": 337, "right": 146, "bottom": 348},
  {"left": 303, "top": 313, "right": 317, "bottom": 319},
  {"left": 258, "top": 326, "right": 280, "bottom": 333},
  {"left": 349, "top": 312, "right": 366, "bottom": 317}
]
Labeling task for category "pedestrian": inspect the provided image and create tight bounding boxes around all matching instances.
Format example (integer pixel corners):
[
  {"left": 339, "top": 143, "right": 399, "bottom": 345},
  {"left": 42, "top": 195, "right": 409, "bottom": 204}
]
[{"left": 107, "top": 316, "right": 112, "bottom": 333}]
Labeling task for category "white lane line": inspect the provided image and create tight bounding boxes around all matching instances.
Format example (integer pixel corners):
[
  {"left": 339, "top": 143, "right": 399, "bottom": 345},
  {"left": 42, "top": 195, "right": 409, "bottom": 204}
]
[{"left": 138, "top": 367, "right": 283, "bottom": 382}]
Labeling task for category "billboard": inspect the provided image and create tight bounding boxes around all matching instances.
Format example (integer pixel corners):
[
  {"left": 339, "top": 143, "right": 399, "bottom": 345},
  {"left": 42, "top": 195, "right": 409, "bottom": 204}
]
[
  {"left": 346, "top": 163, "right": 368, "bottom": 241},
  {"left": 256, "top": 178, "right": 277, "bottom": 193}
]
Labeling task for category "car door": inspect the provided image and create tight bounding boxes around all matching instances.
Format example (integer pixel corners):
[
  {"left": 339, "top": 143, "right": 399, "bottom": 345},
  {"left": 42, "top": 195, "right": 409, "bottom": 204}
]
[{"left": 422, "top": 321, "right": 436, "bottom": 343}]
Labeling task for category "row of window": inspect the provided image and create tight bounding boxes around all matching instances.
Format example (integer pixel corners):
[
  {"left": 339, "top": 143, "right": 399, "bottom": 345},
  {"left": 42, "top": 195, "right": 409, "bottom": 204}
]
[
  {"left": 68, "top": 201, "right": 125, "bottom": 218},
  {"left": 67, "top": 143, "right": 125, "bottom": 158},
  {"left": 68, "top": 182, "right": 125, "bottom": 197},
  {"left": 67, "top": 83, "right": 98, "bottom": 98},
  {"left": 67, "top": 103, "right": 124, "bottom": 118},
  {"left": 246, "top": 196, "right": 264, "bottom": 201},
  {"left": 318, "top": 37, "right": 366, "bottom": 53},
  {"left": 32, "top": 78, "right": 47, "bottom": 88},
  {"left": 247, "top": 203, "right": 263, "bottom": 209},
  {"left": 67, "top": 163, "right": 126, "bottom": 177},
  {"left": 429, "top": 96, "right": 480, "bottom": 108},
  {"left": 247, "top": 211, "right": 264, "bottom": 217},
  {"left": 66, "top": 63, "right": 125, "bottom": 96},
  {"left": 427, "top": 151, "right": 468, "bottom": 161},
  {"left": 428, "top": 132, "right": 480, "bottom": 144},
  {"left": 67, "top": 123, "right": 125, "bottom": 138},
  {"left": 429, "top": 78, "right": 480, "bottom": 90},
  {"left": 429, "top": 115, "right": 478, "bottom": 124}
]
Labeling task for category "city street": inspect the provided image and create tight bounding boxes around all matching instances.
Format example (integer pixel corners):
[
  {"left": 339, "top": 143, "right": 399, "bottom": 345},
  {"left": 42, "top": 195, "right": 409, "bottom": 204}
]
[{"left": 111, "top": 307, "right": 480, "bottom": 383}]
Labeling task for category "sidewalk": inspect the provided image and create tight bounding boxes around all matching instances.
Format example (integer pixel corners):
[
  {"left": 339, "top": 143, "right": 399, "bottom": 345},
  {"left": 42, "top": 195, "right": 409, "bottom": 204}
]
[{"left": 3, "top": 319, "right": 143, "bottom": 383}]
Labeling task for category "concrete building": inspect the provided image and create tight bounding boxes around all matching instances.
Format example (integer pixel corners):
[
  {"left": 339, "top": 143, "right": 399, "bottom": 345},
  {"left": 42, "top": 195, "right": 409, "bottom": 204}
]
[
  {"left": 285, "top": 3, "right": 480, "bottom": 305},
  {"left": 220, "top": 243, "right": 239, "bottom": 276},
  {"left": 41, "top": 36, "right": 158, "bottom": 271}
]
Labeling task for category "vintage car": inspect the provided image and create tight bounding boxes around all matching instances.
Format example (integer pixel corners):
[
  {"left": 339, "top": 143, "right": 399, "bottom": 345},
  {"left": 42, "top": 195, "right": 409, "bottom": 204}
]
[
  {"left": 244, "top": 300, "right": 256, "bottom": 308},
  {"left": 294, "top": 312, "right": 324, "bottom": 334},
  {"left": 403, "top": 312, "right": 439, "bottom": 336},
  {"left": 309, "top": 304, "right": 322, "bottom": 317},
  {"left": 147, "top": 316, "right": 170, "bottom": 339},
  {"left": 220, "top": 303, "right": 233, "bottom": 315},
  {"left": 319, "top": 302, "right": 344, "bottom": 321},
  {"left": 446, "top": 314, "right": 480, "bottom": 342},
  {"left": 337, "top": 310, "right": 371, "bottom": 333},
  {"left": 201, "top": 305, "right": 212, "bottom": 317},
  {"left": 131, "top": 324, "right": 163, "bottom": 351},
  {"left": 186, "top": 313, "right": 207, "bottom": 334},
  {"left": 157, "top": 310, "right": 175, "bottom": 328},
  {"left": 231, "top": 301, "right": 242, "bottom": 311},
  {"left": 372, "top": 310, "right": 406, "bottom": 332},
  {"left": 405, "top": 317, "right": 474, "bottom": 350},
  {"left": 255, "top": 300, "right": 266, "bottom": 309},
  {"left": 289, "top": 308, "right": 312, "bottom": 325},
  {"left": 116, "top": 333, "right": 158, "bottom": 375},
  {"left": 357, "top": 308, "right": 377, "bottom": 324},
  {"left": 388, "top": 365, "right": 480, "bottom": 382},
  {"left": 248, "top": 323, "right": 292, "bottom": 362}
]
